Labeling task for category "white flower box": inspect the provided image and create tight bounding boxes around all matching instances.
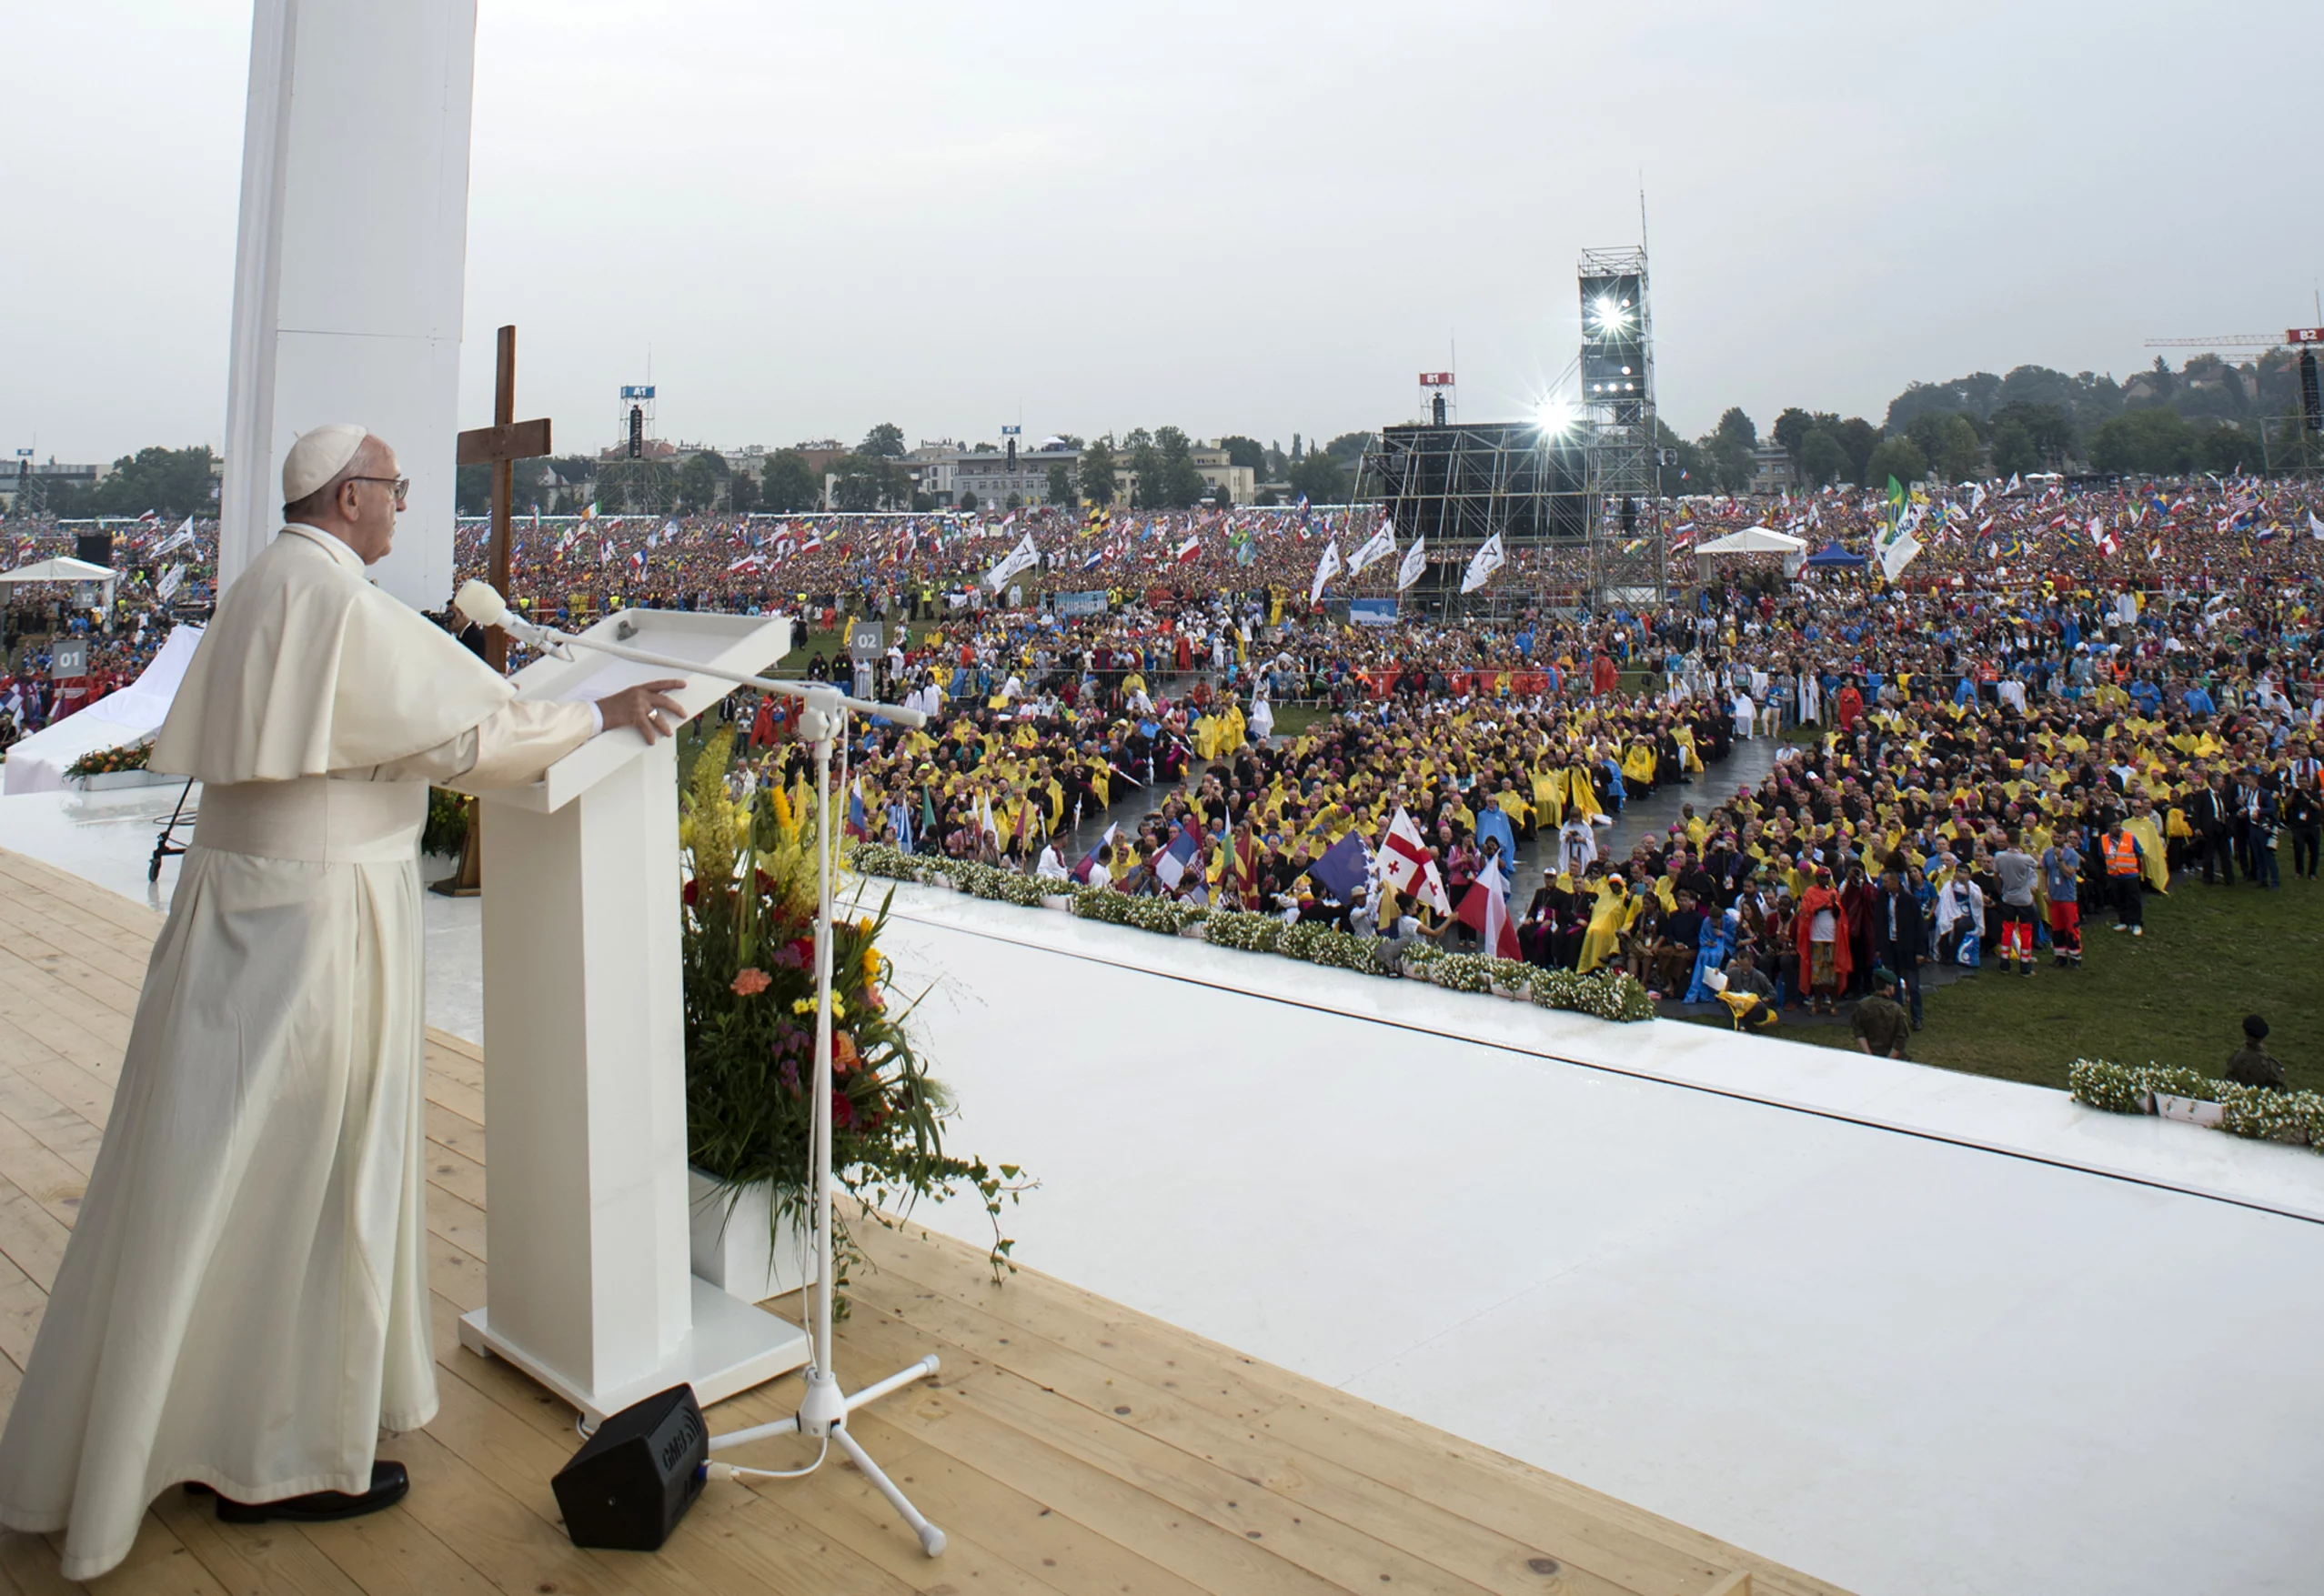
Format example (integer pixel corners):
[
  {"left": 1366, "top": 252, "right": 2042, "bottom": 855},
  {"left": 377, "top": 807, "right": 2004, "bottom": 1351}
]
[
  {"left": 2154, "top": 1093, "right": 2226, "bottom": 1129},
  {"left": 72, "top": 768, "right": 176, "bottom": 792},
  {"left": 688, "top": 1168, "right": 815, "bottom": 1304},
  {"left": 1041, "top": 894, "right": 1071, "bottom": 911},
  {"left": 1178, "top": 923, "right": 1208, "bottom": 940}
]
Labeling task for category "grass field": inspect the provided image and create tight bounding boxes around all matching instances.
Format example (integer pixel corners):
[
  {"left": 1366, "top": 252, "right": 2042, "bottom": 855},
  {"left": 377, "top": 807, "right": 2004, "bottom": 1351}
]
[{"left": 1761, "top": 878, "right": 2324, "bottom": 1094}]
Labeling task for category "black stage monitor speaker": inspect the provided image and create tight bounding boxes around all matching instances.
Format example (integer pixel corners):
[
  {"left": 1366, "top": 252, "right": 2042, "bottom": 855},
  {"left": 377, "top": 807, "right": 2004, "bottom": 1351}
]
[{"left": 551, "top": 1383, "right": 708, "bottom": 1551}]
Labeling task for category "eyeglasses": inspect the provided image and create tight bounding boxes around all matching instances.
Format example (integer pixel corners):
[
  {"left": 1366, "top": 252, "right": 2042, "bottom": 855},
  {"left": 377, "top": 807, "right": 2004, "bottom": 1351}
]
[{"left": 348, "top": 476, "right": 410, "bottom": 507}]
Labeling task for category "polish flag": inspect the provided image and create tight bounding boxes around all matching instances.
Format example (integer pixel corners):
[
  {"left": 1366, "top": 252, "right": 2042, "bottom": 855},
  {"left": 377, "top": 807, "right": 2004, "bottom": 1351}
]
[
  {"left": 1173, "top": 534, "right": 1201, "bottom": 565},
  {"left": 1455, "top": 867, "right": 1522, "bottom": 961}
]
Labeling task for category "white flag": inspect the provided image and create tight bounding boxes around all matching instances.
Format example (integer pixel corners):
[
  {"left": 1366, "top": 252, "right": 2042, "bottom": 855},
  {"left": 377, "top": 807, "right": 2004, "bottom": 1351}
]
[
  {"left": 1395, "top": 534, "right": 1427, "bottom": 591},
  {"left": 1878, "top": 532, "right": 1922, "bottom": 582},
  {"left": 2309, "top": 510, "right": 2324, "bottom": 541},
  {"left": 985, "top": 530, "right": 1039, "bottom": 591},
  {"left": 1308, "top": 537, "right": 1343, "bottom": 606},
  {"left": 153, "top": 516, "right": 196, "bottom": 557},
  {"left": 154, "top": 562, "right": 185, "bottom": 601},
  {"left": 1347, "top": 517, "right": 1396, "bottom": 575},
  {"left": 1460, "top": 531, "right": 1505, "bottom": 594}
]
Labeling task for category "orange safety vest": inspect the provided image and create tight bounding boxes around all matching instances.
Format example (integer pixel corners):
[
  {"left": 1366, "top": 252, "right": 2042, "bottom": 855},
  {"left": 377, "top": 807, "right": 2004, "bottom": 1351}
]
[{"left": 2102, "top": 833, "right": 2140, "bottom": 877}]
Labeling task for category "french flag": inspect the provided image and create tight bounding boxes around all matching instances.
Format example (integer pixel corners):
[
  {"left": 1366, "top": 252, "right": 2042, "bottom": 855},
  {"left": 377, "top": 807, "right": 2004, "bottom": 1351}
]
[{"left": 1153, "top": 825, "right": 1202, "bottom": 890}]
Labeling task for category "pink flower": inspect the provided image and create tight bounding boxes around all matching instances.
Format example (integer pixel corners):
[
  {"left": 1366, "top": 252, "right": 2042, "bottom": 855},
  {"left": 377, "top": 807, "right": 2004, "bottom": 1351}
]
[{"left": 731, "top": 967, "right": 772, "bottom": 997}]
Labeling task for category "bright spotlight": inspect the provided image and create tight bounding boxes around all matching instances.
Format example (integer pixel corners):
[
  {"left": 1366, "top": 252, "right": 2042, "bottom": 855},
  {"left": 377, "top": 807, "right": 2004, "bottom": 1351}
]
[
  {"left": 1537, "top": 398, "right": 1577, "bottom": 435},
  {"left": 1592, "top": 296, "right": 1629, "bottom": 335}
]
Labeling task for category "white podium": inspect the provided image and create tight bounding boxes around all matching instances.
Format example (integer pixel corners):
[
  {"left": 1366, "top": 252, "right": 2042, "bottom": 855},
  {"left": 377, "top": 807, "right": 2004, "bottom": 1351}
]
[{"left": 456, "top": 607, "right": 810, "bottom": 1424}]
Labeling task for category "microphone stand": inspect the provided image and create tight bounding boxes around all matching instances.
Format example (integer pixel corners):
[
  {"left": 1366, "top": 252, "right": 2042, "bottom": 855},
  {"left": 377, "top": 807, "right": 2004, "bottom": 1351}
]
[{"left": 464, "top": 587, "right": 946, "bottom": 1557}]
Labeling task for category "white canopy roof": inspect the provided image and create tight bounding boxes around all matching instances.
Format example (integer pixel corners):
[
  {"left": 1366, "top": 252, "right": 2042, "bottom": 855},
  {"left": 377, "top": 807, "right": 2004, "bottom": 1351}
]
[
  {"left": 0, "top": 556, "right": 115, "bottom": 585},
  {"left": 1695, "top": 527, "right": 1807, "bottom": 556},
  {"left": 1, "top": 624, "right": 203, "bottom": 795}
]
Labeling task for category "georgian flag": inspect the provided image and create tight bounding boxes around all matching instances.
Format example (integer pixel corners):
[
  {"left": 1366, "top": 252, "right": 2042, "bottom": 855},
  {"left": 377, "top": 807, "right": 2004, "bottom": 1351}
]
[{"left": 1378, "top": 807, "right": 1451, "bottom": 915}]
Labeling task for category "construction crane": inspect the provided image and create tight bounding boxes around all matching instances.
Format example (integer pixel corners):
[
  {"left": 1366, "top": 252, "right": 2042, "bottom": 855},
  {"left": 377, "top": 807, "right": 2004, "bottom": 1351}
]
[{"left": 2143, "top": 334, "right": 2292, "bottom": 351}]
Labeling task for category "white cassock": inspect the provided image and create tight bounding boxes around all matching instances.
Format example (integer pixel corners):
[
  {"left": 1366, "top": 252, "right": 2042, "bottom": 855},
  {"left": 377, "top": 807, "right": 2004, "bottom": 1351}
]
[
  {"left": 0, "top": 524, "right": 598, "bottom": 1581},
  {"left": 1248, "top": 696, "right": 1274, "bottom": 741}
]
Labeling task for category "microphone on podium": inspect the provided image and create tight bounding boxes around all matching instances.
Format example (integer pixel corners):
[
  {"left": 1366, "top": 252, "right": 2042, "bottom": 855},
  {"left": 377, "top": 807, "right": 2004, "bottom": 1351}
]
[{"left": 448, "top": 580, "right": 928, "bottom": 728}]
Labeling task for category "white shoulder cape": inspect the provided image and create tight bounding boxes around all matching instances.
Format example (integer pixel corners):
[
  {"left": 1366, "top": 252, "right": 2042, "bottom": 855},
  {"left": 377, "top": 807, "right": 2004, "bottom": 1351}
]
[{"left": 152, "top": 525, "right": 513, "bottom": 782}]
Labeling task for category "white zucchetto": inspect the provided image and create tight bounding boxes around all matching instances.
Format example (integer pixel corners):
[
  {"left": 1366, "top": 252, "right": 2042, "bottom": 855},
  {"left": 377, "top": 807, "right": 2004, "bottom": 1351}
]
[{"left": 282, "top": 424, "right": 368, "bottom": 503}]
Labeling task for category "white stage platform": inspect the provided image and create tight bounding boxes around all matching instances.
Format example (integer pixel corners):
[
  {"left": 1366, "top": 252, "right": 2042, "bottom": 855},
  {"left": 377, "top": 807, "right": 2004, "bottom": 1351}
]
[{"left": 9, "top": 787, "right": 2324, "bottom": 1595}]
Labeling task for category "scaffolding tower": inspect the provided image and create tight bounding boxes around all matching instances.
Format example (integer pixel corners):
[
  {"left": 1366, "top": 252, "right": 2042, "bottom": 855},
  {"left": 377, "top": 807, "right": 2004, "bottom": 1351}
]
[
  {"left": 1353, "top": 421, "right": 1590, "bottom": 616},
  {"left": 1577, "top": 245, "right": 1665, "bottom": 606}
]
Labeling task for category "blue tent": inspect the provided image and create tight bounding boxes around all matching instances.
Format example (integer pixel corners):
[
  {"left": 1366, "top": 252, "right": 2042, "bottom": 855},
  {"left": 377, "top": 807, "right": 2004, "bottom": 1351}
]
[{"left": 1804, "top": 541, "right": 1866, "bottom": 568}]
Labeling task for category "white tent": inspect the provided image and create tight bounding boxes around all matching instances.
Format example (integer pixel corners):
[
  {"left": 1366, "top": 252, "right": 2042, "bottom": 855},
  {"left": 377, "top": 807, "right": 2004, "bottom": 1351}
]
[
  {"left": 1694, "top": 527, "right": 1808, "bottom": 556},
  {"left": 2, "top": 624, "right": 203, "bottom": 796},
  {"left": 0, "top": 555, "right": 117, "bottom": 608}
]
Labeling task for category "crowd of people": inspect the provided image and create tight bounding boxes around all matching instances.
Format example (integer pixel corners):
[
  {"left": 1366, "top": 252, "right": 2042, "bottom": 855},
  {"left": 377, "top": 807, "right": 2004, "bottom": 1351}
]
[{"left": 5, "top": 475, "right": 2323, "bottom": 1091}]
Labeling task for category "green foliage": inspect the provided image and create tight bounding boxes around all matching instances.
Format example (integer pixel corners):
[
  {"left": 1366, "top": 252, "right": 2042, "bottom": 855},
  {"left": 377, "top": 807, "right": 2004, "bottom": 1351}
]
[
  {"left": 757, "top": 450, "right": 818, "bottom": 513},
  {"left": 1795, "top": 428, "right": 1851, "bottom": 487},
  {"left": 1219, "top": 435, "right": 1266, "bottom": 473},
  {"left": 1287, "top": 450, "right": 1348, "bottom": 505},
  {"left": 2090, "top": 408, "right": 2198, "bottom": 475},
  {"left": 64, "top": 739, "right": 152, "bottom": 778},
  {"left": 43, "top": 446, "right": 218, "bottom": 519},
  {"left": 2069, "top": 1059, "right": 2324, "bottom": 1151},
  {"left": 455, "top": 462, "right": 492, "bottom": 516},
  {"left": 1045, "top": 459, "right": 1076, "bottom": 506},
  {"left": 1204, "top": 910, "right": 1284, "bottom": 952},
  {"left": 422, "top": 787, "right": 472, "bottom": 858},
  {"left": 831, "top": 452, "right": 907, "bottom": 512},
  {"left": 676, "top": 450, "right": 726, "bottom": 513},
  {"left": 860, "top": 422, "right": 906, "bottom": 458},
  {"left": 1771, "top": 407, "right": 1816, "bottom": 460},
  {"left": 1864, "top": 436, "right": 1927, "bottom": 487},
  {"left": 1713, "top": 407, "right": 1757, "bottom": 451},
  {"left": 1079, "top": 437, "right": 1118, "bottom": 507}
]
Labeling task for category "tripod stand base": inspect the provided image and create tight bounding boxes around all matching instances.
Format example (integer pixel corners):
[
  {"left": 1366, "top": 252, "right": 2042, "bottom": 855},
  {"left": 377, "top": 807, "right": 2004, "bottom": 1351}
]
[{"left": 708, "top": 1353, "right": 946, "bottom": 1556}]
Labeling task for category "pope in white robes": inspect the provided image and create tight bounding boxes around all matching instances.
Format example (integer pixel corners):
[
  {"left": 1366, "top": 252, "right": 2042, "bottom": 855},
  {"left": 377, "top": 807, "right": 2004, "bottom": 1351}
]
[{"left": 0, "top": 426, "right": 682, "bottom": 1581}]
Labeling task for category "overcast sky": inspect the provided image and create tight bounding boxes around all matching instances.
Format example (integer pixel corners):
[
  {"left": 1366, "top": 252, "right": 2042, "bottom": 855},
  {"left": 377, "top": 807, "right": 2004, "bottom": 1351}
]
[{"left": 9, "top": 1, "right": 2322, "bottom": 465}]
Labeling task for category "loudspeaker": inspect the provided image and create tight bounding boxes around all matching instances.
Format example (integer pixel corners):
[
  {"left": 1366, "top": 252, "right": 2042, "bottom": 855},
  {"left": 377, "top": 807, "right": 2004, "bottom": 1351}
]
[
  {"left": 75, "top": 532, "right": 112, "bottom": 567},
  {"left": 550, "top": 1384, "right": 708, "bottom": 1551},
  {"left": 2300, "top": 350, "right": 2321, "bottom": 435}
]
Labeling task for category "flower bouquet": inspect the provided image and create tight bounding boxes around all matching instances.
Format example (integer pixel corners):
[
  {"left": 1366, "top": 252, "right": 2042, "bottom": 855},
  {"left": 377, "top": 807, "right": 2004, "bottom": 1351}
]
[
  {"left": 679, "top": 728, "right": 1029, "bottom": 1299},
  {"left": 64, "top": 739, "right": 153, "bottom": 778}
]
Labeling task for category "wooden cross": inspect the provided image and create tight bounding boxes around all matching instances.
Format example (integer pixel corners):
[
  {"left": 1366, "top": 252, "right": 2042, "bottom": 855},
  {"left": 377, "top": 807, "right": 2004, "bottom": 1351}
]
[
  {"left": 457, "top": 324, "right": 552, "bottom": 673},
  {"left": 434, "top": 325, "right": 551, "bottom": 898}
]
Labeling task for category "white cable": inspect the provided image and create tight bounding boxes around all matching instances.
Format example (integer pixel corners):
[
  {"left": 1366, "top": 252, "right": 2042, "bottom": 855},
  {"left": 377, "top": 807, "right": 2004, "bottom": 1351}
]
[{"left": 708, "top": 1437, "right": 829, "bottom": 1483}]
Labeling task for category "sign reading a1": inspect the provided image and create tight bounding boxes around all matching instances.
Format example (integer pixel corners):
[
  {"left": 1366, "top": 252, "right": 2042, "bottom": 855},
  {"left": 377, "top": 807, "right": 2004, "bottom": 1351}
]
[
  {"left": 619, "top": 385, "right": 657, "bottom": 400},
  {"left": 14, "top": 448, "right": 31, "bottom": 457},
  {"left": 1000, "top": 425, "right": 1021, "bottom": 435}
]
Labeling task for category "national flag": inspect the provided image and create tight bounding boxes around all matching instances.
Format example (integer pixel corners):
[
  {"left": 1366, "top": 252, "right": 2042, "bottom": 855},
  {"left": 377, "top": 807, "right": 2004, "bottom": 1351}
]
[
  {"left": 1460, "top": 530, "right": 1504, "bottom": 594},
  {"left": 2309, "top": 511, "right": 2324, "bottom": 541},
  {"left": 1173, "top": 534, "right": 1201, "bottom": 564},
  {"left": 628, "top": 547, "right": 646, "bottom": 572},
  {"left": 1081, "top": 548, "right": 1102, "bottom": 570},
  {"left": 1073, "top": 823, "right": 1122, "bottom": 884},
  {"left": 1885, "top": 475, "right": 1906, "bottom": 530},
  {"left": 600, "top": 538, "right": 615, "bottom": 564},
  {"left": 846, "top": 782, "right": 869, "bottom": 839},
  {"left": 1153, "top": 825, "right": 1202, "bottom": 890},
  {"left": 1377, "top": 808, "right": 1451, "bottom": 915},
  {"left": 1454, "top": 876, "right": 1522, "bottom": 961},
  {"left": 800, "top": 529, "right": 824, "bottom": 554},
  {"left": 1307, "top": 831, "right": 1371, "bottom": 903},
  {"left": 1396, "top": 534, "right": 1427, "bottom": 592},
  {"left": 136, "top": 509, "right": 158, "bottom": 524},
  {"left": 1309, "top": 537, "right": 1343, "bottom": 605},
  {"left": 581, "top": 501, "right": 599, "bottom": 521}
]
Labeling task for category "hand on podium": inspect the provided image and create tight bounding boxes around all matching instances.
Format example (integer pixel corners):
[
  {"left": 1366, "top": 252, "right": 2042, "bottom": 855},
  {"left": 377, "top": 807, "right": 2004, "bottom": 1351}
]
[{"left": 595, "top": 679, "right": 688, "bottom": 743}]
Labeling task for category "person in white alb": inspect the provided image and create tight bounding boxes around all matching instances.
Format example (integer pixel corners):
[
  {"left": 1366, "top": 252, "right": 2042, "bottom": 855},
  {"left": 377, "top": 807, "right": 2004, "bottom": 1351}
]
[{"left": 0, "top": 426, "right": 685, "bottom": 1581}]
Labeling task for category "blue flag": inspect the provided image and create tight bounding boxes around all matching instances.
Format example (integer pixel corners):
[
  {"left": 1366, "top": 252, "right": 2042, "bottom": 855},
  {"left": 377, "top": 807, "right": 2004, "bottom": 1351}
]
[{"left": 1308, "top": 831, "right": 1371, "bottom": 903}]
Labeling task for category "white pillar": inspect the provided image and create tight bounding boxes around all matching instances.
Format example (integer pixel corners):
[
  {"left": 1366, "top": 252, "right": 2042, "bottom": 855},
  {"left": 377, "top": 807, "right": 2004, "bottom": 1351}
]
[{"left": 219, "top": 0, "right": 476, "bottom": 611}]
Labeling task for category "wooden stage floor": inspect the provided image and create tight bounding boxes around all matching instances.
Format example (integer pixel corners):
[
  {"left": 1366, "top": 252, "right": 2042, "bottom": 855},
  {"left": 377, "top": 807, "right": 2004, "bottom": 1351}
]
[{"left": 0, "top": 848, "right": 1848, "bottom": 1596}]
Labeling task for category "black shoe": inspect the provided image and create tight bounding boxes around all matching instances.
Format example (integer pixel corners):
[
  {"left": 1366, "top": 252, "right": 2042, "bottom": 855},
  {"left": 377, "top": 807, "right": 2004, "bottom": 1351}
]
[{"left": 215, "top": 1461, "right": 408, "bottom": 1524}]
